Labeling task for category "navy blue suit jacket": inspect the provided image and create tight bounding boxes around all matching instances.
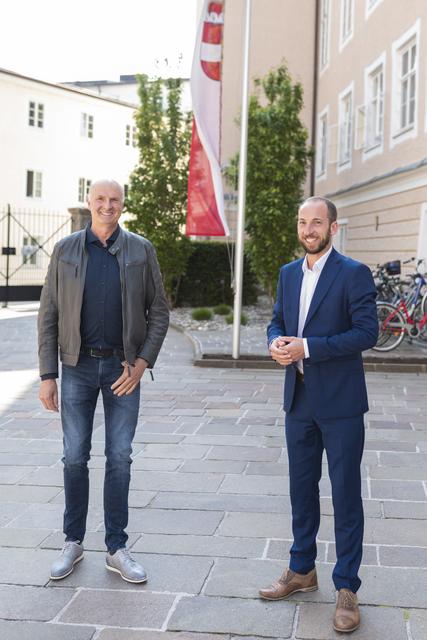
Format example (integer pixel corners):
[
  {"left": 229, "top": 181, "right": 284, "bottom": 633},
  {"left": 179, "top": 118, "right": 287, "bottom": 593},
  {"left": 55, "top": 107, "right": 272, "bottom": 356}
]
[{"left": 267, "top": 248, "right": 378, "bottom": 419}]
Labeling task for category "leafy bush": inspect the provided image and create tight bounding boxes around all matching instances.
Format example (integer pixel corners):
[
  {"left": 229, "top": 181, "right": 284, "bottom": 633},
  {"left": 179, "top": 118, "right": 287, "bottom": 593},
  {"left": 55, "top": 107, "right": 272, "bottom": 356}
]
[
  {"left": 191, "top": 307, "right": 213, "bottom": 321},
  {"left": 213, "top": 304, "right": 232, "bottom": 315},
  {"left": 225, "top": 312, "right": 248, "bottom": 326},
  {"left": 176, "top": 242, "right": 258, "bottom": 307}
]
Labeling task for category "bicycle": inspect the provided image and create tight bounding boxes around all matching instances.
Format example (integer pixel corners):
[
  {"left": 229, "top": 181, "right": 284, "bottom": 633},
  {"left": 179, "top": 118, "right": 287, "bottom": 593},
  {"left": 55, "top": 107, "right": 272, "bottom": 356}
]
[{"left": 373, "top": 269, "right": 427, "bottom": 351}]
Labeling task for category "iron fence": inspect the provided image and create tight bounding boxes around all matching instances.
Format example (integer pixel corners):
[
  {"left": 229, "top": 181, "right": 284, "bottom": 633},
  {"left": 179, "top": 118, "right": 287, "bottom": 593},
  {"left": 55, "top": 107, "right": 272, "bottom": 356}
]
[{"left": 0, "top": 205, "right": 72, "bottom": 304}]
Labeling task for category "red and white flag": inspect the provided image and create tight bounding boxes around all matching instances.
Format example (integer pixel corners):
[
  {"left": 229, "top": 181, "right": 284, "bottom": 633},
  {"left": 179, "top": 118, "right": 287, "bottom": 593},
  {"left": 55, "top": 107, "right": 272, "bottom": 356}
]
[{"left": 186, "top": 0, "right": 229, "bottom": 236}]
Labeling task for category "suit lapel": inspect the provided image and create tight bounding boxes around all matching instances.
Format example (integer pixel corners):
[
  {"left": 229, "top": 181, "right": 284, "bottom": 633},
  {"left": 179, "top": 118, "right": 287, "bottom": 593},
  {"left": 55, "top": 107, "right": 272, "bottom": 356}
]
[
  {"left": 303, "top": 248, "right": 342, "bottom": 330},
  {"left": 287, "top": 260, "right": 304, "bottom": 336}
]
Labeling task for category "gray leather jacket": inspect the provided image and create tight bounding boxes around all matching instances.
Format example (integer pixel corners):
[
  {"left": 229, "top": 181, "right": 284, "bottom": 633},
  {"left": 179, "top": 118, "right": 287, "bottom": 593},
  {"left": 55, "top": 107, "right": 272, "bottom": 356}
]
[{"left": 38, "top": 226, "right": 169, "bottom": 377}]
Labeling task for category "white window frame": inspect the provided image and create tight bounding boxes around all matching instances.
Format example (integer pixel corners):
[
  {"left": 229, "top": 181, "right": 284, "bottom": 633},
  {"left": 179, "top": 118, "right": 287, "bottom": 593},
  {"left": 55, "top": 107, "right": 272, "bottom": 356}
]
[
  {"left": 26, "top": 170, "right": 42, "bottom": 198},
  {"left": 365, "top": 0, "right": 384, "bottom": 20},
  {"left": 81, "top": 113, "right": 94, "bottom": 138},
  {"left": 337, "top": 83, "right": 354, "bottom": 172},
  {"left": 316, "top": 106, "right": 329, "bottom": 181},
  {"left": 334, "top": 218, "right": 348, "bottom": 254},
  {"left": 390, "top": 20, "right": 419, "bottom": 149},
  {"left": 28, "top": 101, "right": 44, "bottom": 128},
  {"left": 78, "top": 177, "right": 92, "bottom": 203},
  {"left": 339, "top": 0, "right": 354, "bottom": 51},
  {"left": 363, "top": 52, "right": 386, "bottom": 160},
  {"left": 319, "top": 0, "right": 331, "bottom": 74}
]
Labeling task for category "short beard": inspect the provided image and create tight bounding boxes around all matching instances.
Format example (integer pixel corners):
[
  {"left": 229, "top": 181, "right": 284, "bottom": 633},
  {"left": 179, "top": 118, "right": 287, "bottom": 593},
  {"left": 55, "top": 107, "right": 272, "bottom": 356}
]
[{"left": 299, "top": 229, "right": 331, "bottom": 255}]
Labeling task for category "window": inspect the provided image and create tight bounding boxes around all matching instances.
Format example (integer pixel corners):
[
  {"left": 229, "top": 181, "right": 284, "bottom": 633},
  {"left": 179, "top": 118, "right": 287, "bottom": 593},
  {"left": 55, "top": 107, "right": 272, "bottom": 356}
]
[
  {"left": 366, "top": 65, "right": 384, "bottom": 148},
  {"left": 26, "top": 170, "right": 42, "bottom": 198},
  {"left": 399, "top": 40, "right": 416, "bottom": 131},
  {"left": 391, "top": 21, "right": 419, "bottom": 146},
  {"left": 338, "top": 87, "right": 353, "bottom": 166},
  {"left": 78, "top": 178, "right": 92, "bottom": 203},
  {"left": 340, "top": 0, "right": 353, "bottom": 48},
  {"left": 125, "top": 124, "right": 137, "bottom": 147},
  {"left": 334, "top": 219, "right": 348, "bottom": 254},
  {"left": 81, "top": 113, "right": 94, "bottom": 138},
  {"left": 316, "top": 109, "right": 328, "bottom": 177},
  {"left": 319, "top": 0, "right": 330, "bottom": 71},
  {"left": 28, "top": 101, "right": 44, "bottom": 128},
  {"left": 22, "top": 235, "right": 41, "bottom": 266}
]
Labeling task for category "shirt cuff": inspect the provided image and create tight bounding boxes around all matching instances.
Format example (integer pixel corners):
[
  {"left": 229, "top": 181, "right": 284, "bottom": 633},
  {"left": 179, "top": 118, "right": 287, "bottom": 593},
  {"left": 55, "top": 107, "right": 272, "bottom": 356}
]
[
  {"left": 41, "top": 373, "right": 58, "bottom": 381},
  {"left": 302, "top": 338, "right": 309, "bottom": 359}
]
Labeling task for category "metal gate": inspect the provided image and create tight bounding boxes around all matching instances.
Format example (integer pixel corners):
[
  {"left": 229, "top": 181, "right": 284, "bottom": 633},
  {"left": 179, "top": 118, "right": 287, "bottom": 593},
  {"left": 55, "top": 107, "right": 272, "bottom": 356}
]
[{"left": 0, "top": 205, "right": 72, "bottom": 304}]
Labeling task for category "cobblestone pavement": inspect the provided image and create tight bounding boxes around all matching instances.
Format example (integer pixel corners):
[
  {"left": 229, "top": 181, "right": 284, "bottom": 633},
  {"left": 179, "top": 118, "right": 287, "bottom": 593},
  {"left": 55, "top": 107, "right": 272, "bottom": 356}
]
[{"left": 0, "top": 306, "right": 426, "bottom": 639}]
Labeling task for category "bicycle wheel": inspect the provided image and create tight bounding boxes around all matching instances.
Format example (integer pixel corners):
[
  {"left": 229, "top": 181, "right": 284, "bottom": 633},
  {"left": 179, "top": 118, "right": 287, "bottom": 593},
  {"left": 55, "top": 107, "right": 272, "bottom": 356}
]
[
  {"left": 373, "top": 302, "right": 406, "bottom": 351},
  {"left": 422, "top": 291, "right": 427, "bottom": 316}
]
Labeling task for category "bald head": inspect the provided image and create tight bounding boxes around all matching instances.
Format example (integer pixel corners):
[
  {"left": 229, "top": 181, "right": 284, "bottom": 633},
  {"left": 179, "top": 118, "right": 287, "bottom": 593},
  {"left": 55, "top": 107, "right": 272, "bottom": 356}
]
[{"left": 88, "top": 179, "right": 124, "bottom": 205}]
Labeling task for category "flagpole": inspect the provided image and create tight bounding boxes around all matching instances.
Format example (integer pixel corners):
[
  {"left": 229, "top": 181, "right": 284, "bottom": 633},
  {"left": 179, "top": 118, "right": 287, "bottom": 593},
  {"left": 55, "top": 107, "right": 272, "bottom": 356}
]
[{"left": 232, "top": 0, "right": 252, "bottom": 360}]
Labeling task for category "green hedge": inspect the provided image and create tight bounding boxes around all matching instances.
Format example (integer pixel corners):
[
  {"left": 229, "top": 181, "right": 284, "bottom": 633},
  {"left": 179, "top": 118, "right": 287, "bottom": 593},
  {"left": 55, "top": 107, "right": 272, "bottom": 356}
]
[{"left": 176, "top": 242, "right": 258, "bottom": 307}]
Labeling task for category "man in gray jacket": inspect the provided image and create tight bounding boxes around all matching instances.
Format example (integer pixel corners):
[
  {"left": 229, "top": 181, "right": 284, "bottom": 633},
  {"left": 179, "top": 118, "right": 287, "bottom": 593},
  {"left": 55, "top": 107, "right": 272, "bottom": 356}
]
[{"left": 38, "top": 179, "right": 169, "bottom": 583}]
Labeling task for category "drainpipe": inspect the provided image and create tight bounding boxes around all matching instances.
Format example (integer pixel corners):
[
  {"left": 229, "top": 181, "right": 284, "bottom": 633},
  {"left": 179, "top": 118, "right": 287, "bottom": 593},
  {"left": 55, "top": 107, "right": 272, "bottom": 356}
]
[{"left": 310, "top": 0, "right": 320, "bottom": 196}]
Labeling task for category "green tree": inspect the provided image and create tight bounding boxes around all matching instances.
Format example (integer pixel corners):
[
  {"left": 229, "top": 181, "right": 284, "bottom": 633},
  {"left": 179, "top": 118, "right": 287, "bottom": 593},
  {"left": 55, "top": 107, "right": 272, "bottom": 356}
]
[
  {"left": 227, "top": 64, "right": 312, "bottom": 299},
  {"left": 125, "top": 74, "right": 193, "bottom": 306}
]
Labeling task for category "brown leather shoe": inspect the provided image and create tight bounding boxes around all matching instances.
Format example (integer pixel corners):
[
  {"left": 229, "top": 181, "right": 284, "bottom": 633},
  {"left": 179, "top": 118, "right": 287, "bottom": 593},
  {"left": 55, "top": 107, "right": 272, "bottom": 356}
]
[
  {"left": 259, "top": 567, "right": 318, "bottom": 600},
  {"left": 333, "top": 588, "right": 360, "bottom": 633}
]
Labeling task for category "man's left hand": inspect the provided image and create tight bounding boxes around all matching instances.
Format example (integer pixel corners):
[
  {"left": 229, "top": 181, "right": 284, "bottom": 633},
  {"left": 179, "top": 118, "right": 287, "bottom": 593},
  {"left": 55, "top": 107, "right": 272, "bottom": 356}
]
[
  {"left": 111, "top": 358, "right": 148, "bottom": 396},
  {"left": 281, "top": 336, "right": 305, "bottom": 363}
]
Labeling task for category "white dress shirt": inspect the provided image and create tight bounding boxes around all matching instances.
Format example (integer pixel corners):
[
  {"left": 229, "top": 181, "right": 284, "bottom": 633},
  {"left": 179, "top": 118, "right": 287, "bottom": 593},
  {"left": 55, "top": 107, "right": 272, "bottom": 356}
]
[{"left": 296, "top": 245, "right": 333, "bottom": 373}]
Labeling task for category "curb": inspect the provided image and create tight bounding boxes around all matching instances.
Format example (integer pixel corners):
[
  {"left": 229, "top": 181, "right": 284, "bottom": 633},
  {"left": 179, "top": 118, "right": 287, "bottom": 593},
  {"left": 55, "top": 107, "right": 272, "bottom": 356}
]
[{"left": 170, "top": 324, "right": 427, "bottom": 374}]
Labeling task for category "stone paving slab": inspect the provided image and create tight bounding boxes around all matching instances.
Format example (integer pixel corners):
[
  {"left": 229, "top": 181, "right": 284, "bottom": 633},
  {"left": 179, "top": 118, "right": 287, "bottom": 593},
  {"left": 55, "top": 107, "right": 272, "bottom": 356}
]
[
  {"left": 409, "top": 609, "right": 427, "bottom": 640},
  {"left": 49, "top": 551, "right": 213, "bottom": 594},
  {"left": 133, "top": 533, "right": 266, "bottom": 558},
  {"left": 98, "top": 631, "right": 227, "bottom": 640},
  {"left": 383, "top": 501, "right": 427, "bottom": 519},
  {"left": 358, "top": 566, "right": 427, "bottom": 607},
  {"left": 0, "top": 548, "right": 63, "bottom": 586},
  {"left": 123, "top": 508, "right": 224, "bottom": 535},
  {"left": 205, "top": 558, "right": 337, "bottom": 603},
  {"left": 150, "top": 492, "right": 290, "bottom": 514},
  {"left": 0, "top": 620, "right": 96, "bottom": 640},
  {"left": 61, "top": 590, "right": 175, "bottom": 628},
  {"left": 0, "top": 527, "right": 52, "bottom": 548},
  {"left": 0, "top": 584, "right": 75, "bottom": 620},
  {"left": 168, "top": 595, "right": 296, "bottom": 637},
  {"left": 296, "top": 603, "right": 408, "bottom": 639}
]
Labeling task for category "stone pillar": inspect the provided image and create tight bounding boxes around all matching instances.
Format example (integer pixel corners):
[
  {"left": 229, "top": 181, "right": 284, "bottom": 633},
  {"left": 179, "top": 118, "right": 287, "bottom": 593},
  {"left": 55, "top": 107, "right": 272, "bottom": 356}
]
[{"left": 68, "top": 207, "right": 91, "bottom": 232}]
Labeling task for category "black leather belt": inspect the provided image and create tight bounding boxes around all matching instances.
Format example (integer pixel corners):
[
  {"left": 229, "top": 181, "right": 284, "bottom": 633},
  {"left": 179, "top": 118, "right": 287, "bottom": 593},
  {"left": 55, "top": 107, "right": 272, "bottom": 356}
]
[
  {"left": 81, "top": 346, "right": 125, "bottom": 359},
  {"left": 295, "top": 369, "right": 304, "bottom": 383}
]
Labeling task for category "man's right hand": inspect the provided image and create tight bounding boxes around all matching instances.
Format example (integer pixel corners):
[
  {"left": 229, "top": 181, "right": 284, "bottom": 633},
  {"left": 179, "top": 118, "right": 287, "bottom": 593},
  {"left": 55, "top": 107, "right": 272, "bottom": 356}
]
[
  {"left": 39, "top": 379, "right": 59, "bottom": 412},
  {"left": 269, "top": 337, "right": 292, "bottom": 367}
]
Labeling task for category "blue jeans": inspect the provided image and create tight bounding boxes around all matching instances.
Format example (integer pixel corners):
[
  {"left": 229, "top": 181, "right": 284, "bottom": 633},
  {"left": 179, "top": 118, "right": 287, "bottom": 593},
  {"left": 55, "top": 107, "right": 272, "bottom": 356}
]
[{"left": 60, "top": 354, "right": 140, "bottom": 552}]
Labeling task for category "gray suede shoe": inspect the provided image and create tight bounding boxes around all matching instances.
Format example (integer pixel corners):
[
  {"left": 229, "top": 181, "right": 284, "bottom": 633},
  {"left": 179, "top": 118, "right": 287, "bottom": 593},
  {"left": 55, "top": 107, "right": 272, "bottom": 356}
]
[
  {"left": 106, "top": 548, "right": 147, "bottom": 583},
  {"left": 50, "top": 541, "right": 84, "bottom": 580}
]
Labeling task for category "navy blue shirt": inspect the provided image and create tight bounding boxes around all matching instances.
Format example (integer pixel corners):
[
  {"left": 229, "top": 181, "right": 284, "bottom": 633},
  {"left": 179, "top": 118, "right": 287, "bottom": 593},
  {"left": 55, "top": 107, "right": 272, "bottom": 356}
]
[{"left": 80, "top": 225, "right": 123, "bottom": 350}]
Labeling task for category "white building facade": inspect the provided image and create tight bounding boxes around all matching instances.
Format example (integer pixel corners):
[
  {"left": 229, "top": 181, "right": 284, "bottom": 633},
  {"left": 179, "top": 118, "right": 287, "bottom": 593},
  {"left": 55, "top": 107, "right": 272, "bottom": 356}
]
[
  {"left": 0, "top": 68, "right": 139, "bottom": 212},
  {"left": 0, "top": 68, "right": 139, "bottom": 298}
]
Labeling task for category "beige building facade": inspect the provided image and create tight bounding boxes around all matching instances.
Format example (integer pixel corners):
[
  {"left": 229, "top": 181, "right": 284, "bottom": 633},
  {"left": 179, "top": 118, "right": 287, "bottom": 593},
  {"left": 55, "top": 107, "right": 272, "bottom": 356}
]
[
  {"left": 316, "top": 0, "right": 427, "bottom": 269},
  {"left": 220, "top": 0, "right": 427, "bottom": 268}
]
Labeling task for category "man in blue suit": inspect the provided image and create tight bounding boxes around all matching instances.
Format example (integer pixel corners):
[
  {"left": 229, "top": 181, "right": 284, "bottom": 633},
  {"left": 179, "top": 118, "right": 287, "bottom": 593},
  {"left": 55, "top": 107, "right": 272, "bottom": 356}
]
[{"left": 259, "top": 197, "right": 378, "bottom": 634}]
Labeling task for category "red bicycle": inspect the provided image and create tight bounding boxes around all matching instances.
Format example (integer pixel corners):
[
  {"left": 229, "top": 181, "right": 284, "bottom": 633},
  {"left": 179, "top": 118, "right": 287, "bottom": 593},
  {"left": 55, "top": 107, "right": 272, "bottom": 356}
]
[{"left": 374, "top": 272, "right": 427, "bottom": 351}]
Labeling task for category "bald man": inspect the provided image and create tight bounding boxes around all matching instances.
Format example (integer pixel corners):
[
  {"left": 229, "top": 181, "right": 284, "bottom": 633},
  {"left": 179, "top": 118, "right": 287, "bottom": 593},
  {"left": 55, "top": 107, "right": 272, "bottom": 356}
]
[{"left": 38, "top": 180, "right": 169, "bottom": 583}]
